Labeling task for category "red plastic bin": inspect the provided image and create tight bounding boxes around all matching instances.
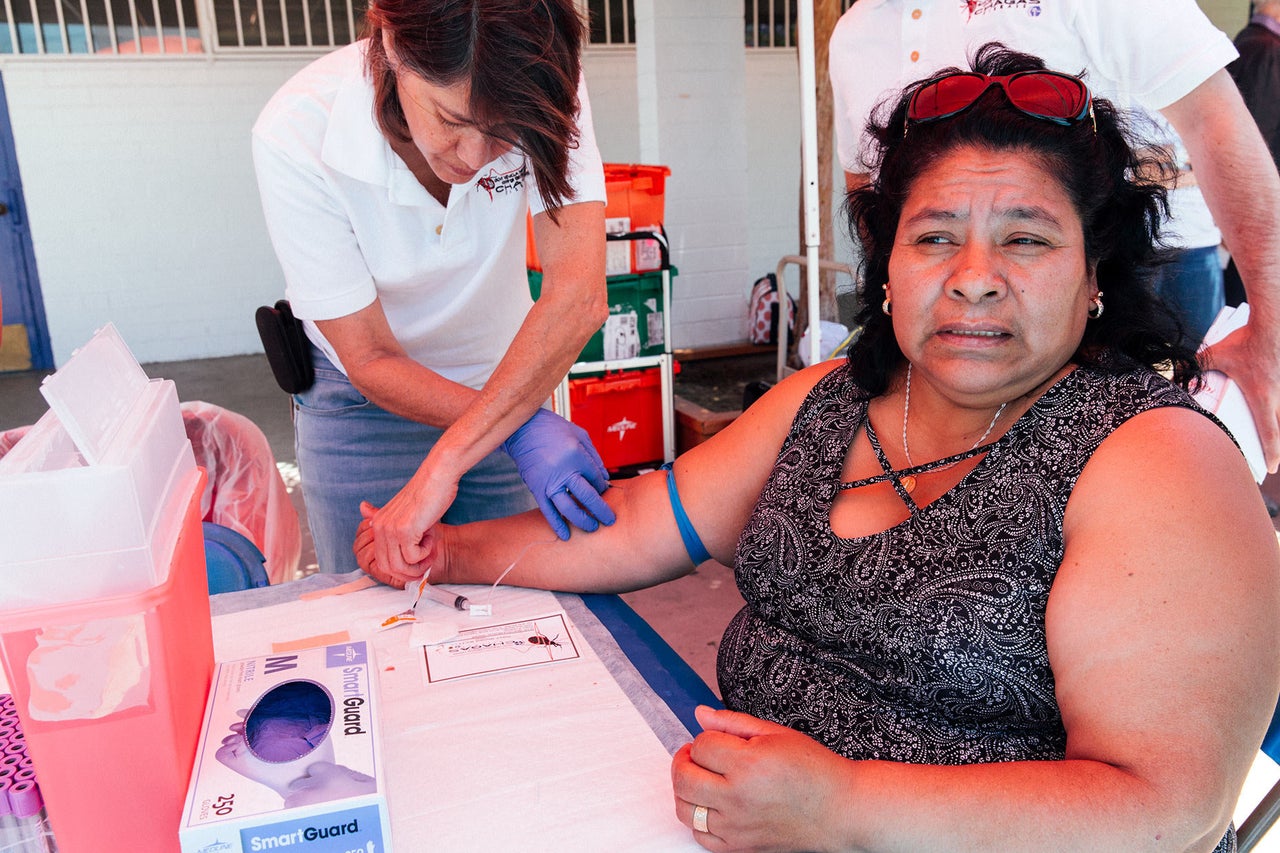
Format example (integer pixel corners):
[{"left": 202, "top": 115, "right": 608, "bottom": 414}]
[
  {"left": 0, "top": 468, "right": 213, "bottom": 853},
  {"left": 528, "top": 163, "right": 671, "bottom": 272},
  {"left": 568, "top": 367, "right": 664, "bottom": 471}
]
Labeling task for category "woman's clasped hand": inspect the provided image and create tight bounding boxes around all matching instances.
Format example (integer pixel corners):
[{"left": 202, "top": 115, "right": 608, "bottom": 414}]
[{"left": 671, "top": 706, "right": 862, "bottom": 852}]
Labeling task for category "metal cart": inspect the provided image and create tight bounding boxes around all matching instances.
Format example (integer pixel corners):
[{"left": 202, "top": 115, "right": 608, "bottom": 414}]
[{"left": 552, "top": 230, "right": 677, "bottom": 467}]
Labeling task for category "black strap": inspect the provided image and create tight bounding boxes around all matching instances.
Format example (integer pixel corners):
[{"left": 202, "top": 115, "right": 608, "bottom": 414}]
[
  {"left": 842, "top": 420, "right": 1000, "bottom": 509},
  {"left": 859, "top": 419, "right": 920, "bottom": 513}
]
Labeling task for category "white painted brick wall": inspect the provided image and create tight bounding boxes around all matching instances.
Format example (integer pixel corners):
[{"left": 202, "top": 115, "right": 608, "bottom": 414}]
[
  {"left": 1, "top": 19, "right": 810, "bottom": 365},
  {"left": 3, "top": 57, "right": 303, "bottom": 364},
  {"left": 745, "top": 51, "right": 802, "bottom": 286},
  {"left": 634, "top": 0, "right": 751, "bottom": 349}
]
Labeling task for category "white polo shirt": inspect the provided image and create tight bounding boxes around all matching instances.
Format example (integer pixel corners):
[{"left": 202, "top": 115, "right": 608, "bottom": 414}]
[
  {"left": 252, "top": 41, "right": 606, "bottom": 389},
  {"left": 829, "top": 0, "right": 1239, "bottom": 250}
]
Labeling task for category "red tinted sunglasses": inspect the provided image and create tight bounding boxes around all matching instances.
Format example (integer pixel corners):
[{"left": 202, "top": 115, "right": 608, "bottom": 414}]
[{"left": 906, "top": 70, "right": 1095, "bottom": 135}]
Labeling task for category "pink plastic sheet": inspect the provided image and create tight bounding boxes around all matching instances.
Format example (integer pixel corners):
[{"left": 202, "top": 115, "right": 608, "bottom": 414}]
[
  {"left": 180, "top": 401, "right": 299, "bottom": 584},
  {"left": 0, "top": 424, "right": 30, "bottom": 459}
]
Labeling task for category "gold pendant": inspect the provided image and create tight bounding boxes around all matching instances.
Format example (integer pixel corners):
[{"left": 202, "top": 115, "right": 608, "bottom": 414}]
[{"left": 900, "top": 475, "right": 916, "bottom": 493}]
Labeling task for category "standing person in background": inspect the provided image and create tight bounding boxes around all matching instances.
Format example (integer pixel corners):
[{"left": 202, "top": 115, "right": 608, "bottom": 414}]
[
  {"left": 830, "top": 0, "right": 1280, "bottom": 475},
  {"left": 253, "top": 0, "right": 615, "bottom": 574},
  {"left": 1226, "top": 1, "right": 1280, "bottom": 307}
]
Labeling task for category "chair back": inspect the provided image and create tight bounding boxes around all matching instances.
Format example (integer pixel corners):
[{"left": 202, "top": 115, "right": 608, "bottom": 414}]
[{"left": 203, "top": 521, "right": 269, "bottom": 594}]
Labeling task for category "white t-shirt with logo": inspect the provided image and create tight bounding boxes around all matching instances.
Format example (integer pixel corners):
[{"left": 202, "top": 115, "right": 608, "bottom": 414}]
[
  {"left": 829, "top": 0, "right": 1238, "bottom": 250},
  {"left": 252, "top": 41, "right": 606, "bottom": 389}
]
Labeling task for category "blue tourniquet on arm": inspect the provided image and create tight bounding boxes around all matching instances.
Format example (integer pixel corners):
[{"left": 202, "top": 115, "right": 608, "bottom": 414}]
[{"left": 661, "top": 461, "right": 711, "bottom": 565}]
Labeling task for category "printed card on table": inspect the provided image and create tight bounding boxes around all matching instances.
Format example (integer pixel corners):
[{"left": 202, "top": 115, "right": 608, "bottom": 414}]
[{"left": 422, "top": 612, "right": 580, "bottom": 684}]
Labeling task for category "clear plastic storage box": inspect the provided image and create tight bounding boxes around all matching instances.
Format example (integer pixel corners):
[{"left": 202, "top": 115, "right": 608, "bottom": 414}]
[{"left": 0, "top": 323, "right": 196, "bottom": 607}]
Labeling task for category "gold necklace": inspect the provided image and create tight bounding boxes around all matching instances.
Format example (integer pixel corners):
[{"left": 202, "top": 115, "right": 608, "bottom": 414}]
[{"left": 900, "top": 363, "right": 1007, "bottom": 493}]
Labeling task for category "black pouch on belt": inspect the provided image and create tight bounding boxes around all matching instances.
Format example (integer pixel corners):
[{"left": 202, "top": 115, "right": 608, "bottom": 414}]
[{"left": 255, "top": 299, "right": 315, "bottom": 394}]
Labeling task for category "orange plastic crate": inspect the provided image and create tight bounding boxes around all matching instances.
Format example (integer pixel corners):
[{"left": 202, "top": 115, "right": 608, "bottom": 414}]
[
  {"left": 603, "top": 163, "right": 670, "bottom": 230},
  {"left": 528, "top": 163, "right": 671, "bottom": 272}
]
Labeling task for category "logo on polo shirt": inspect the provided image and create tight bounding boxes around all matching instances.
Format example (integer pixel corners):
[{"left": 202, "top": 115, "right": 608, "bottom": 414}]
[
  {"left": 961, "top": 0, "right": 1043, "bottom": 16},
  {"left": 475, "top": 163, "right": 528, "bottom": 201}
]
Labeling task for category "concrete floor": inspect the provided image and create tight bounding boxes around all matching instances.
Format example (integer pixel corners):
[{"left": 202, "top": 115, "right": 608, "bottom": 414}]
[{"left": 0, "top": 353, "right": 744, "bottom": 696}]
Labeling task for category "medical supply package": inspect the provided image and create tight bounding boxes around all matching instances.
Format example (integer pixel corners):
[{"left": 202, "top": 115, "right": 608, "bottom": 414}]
[{"left": 179, "top": 640, "right": 392, "bottom": 853}]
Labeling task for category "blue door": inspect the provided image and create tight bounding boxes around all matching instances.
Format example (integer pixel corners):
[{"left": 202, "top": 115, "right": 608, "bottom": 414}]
[{"left": 0, "top": 70, "right": 52, "bottom": 371}]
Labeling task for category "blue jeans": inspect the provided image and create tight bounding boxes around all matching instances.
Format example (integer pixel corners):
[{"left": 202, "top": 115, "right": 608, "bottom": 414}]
[
  {"left": 1151, "top": 245, "right": 1224, "bottom": 344},
  {"left": 293, "top": 349, "right": 534, "bottom": 573}
]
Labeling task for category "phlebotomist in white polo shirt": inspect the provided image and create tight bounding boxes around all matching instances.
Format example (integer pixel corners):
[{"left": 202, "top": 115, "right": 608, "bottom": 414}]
[{"left": 252, "top": 0, "right": 613, "bottom": 577}]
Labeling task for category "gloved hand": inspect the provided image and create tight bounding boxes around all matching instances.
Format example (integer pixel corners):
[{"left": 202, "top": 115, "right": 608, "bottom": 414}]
[{"left": 503, "top": 408, "right": 615, "bottom": 540}]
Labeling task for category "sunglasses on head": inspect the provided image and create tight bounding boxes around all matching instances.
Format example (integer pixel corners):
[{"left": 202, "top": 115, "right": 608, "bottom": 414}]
[{"left": 905, "top": 70, "right": 1095, "bottom": 135}]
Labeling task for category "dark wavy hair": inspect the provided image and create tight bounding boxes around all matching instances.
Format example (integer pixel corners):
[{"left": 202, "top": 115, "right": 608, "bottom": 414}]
[
  {"left": 364, "top": 0, "right": 585, "bottom": 214},
  {"left": 843, "top": 43, "right": 1200, "bottom": 395}
]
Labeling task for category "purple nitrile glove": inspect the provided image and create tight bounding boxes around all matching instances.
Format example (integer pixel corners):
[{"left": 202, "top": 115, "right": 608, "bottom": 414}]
[{"left": 502, "top": 408, "right": 615, "bottom": 540}]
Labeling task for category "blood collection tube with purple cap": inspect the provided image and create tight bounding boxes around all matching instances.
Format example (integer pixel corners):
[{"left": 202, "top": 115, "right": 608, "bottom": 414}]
[{"left": 0, "top": 694, "right": 55, "bottom": 853}]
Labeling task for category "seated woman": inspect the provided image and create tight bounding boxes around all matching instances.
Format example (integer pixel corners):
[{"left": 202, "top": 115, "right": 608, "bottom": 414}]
[{"left": 357, "top": 44, "right": 1280, "bottom": 852}]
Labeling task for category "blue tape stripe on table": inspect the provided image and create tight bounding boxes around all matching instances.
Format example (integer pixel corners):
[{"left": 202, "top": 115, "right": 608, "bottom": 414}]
[{"left": 579, "top": 593, "right": 724, "bottom": 736}]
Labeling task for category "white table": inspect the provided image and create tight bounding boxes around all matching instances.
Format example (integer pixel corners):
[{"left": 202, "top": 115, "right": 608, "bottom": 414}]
[{"left": 208, "top": 573, "right": 715, "bottom": 852}]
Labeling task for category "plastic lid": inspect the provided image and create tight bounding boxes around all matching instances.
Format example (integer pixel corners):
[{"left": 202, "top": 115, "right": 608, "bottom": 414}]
[
  {"left": 9, "top": 779, "right": 43, "bottom": 818},
  {"left": 39, "top": 323, "right": 149, "bottom": 465}
]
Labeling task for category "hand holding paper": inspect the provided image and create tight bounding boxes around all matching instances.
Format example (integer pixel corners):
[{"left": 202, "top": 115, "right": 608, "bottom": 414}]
[{"left": 1194, "top": 304, "right": 1268, "bottom": 483}]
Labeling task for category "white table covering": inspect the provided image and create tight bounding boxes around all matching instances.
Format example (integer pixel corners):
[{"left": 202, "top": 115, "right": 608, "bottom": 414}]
[{"left": 209, "top": 573, "right": 703, "bottom": 852}]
